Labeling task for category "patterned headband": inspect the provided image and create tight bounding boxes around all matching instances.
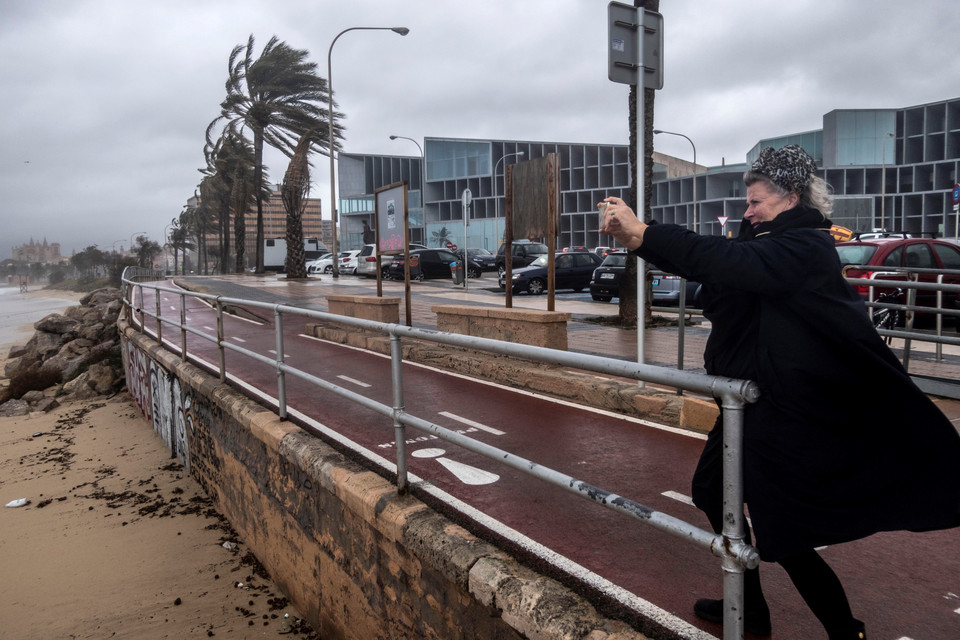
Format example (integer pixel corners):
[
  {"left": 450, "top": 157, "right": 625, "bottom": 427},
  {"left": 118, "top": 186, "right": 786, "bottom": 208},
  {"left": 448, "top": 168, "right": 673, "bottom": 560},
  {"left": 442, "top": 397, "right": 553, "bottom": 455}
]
[{"left": 750, "top": 144, "right": 817, "bottom": 193}]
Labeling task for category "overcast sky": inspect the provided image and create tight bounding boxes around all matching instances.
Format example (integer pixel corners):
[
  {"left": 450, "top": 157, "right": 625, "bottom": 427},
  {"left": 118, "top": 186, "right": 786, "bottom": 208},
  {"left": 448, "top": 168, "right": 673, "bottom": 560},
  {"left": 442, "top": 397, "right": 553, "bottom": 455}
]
[{"left": 2, "top": 0, "right": 957, "bottom": 259}]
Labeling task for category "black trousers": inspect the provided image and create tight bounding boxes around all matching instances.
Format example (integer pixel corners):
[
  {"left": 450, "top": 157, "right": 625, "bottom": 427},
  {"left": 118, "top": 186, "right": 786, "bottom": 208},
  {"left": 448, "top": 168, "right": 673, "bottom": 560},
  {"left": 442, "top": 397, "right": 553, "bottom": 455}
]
[{"left": 691, "top": 421, "right": 860, "bottom": 637}]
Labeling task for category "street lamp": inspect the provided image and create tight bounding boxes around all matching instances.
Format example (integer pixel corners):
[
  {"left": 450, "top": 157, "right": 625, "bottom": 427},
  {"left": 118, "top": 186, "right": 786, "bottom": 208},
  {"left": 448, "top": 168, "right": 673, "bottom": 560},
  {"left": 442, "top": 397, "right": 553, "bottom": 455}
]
[
  {"left": 494, "top": 150, "right": 525, "bottom": 245},
  {"left": 389, "top": 135, "right": 424, "bottom": 243},
  {"left": 880, "top": 132, "right": 895, "bottom": 231},
  {"left": 328, "top": 26, "right": 409, "bottom": 277},
  {"left": 654, "top": 130, "right": 698, "bottom": 233}
]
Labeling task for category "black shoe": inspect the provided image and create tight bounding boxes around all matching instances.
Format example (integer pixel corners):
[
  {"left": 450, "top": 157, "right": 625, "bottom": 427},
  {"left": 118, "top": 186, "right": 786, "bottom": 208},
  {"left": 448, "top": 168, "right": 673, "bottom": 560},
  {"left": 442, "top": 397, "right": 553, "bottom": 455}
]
[
  {"left": 828, "top": 619, "right": 866, "bottom": 640},
  {"left": 694, "top": 597, "right": 772, "bottom": 636}
]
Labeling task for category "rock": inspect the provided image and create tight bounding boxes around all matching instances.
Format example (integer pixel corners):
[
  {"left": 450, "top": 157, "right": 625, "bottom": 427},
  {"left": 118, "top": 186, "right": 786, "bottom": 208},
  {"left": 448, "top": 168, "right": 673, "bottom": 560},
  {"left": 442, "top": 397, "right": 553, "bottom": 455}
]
[
  {"left": 4, "top": 354, "right": 39, "bottom": 378},
  {"left": 34, "top": 313, "right": 80, "bottom": 335},
  {"left": 21, "top": 390, "right": 44, "bottom": 403},
  {"left": 87, "top": 361, "right": 119, "bottom": 395},
  {"left": 0, "top": 399, "right": 30, "bottom": 417},
  {"left": 34, "top": 397, "right": 60, "bottom": 413},
  {"left": 80, "top": 288, "right": 121, "bottom": 307},
  {"left": 27, "top": 332, "right": 65, "bottom": 359},
  {"left": 7, "top": 344, "right": 30, "bottom": 359},
  {"left": 79, "top": 323, "right": 105, "bottom": 342}
]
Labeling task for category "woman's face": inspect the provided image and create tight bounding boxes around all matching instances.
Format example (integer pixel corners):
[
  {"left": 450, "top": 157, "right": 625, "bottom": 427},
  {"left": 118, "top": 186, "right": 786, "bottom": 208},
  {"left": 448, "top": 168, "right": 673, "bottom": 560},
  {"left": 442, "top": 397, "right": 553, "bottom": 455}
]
[{"left": 744, "top": 181, "right": 799, "bottom": 228}]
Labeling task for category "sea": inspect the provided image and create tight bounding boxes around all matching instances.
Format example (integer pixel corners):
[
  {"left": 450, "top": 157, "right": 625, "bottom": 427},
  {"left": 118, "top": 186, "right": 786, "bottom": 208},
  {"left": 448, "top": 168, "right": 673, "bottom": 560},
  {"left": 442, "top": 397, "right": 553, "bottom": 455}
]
[{"left": 0, "top": 286, "right": 80, "bottom": 353}]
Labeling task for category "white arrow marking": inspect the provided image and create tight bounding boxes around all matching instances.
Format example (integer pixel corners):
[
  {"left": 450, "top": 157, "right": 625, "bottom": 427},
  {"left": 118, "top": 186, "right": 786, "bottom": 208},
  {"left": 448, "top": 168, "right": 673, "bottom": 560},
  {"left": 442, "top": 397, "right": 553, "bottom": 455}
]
[{"left": 412, "top": 447, "right": 499, "bottom": 485}]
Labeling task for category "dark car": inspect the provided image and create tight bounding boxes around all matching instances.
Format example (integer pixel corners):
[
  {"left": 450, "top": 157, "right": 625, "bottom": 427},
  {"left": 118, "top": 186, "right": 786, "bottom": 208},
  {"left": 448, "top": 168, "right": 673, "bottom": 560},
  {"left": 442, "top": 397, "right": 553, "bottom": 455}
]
[
  {"left": 499, "top": 251, "right": 602, "bottom": 295},
  {"left": 495, "top": 240, "right": 550, "bottom": 275},
  {"left": 651, "top": 271, "right": 703, "bottom": 307},
  {"left": 386, "top": 248, "right": 459, "bottom": 280},
  {"left": 589, "top": 251, "right": 628, "bottom": 302},
  {"left": 836, "top": 236, "right": 960, "bottom": 318},
  {"left": 459, "top": 248, "right": 497, "bottom": 278}
]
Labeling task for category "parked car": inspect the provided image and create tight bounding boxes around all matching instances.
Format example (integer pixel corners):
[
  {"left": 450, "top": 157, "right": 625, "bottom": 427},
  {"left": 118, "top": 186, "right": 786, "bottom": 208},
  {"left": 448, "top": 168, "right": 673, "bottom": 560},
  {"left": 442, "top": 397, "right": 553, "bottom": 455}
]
[
  {"left": 386, "top": 248, "right": 460, "bottom": 280},
  {"left": 339, "top": 250, "right": 361, "bottom": 275},
  {"left": 495, "top": 240, "right": 549, "bottom": 275},
  {"left": 562, "top": 245, "right": 589, "bottom": 253},
  {"left": 459, "top": 248, "right": 497, "bottom": 278},
  {"left": 499, "top": 251, "right": 602, "bottom": 295},
  {"left": 836, "top": 236, "right": 960, "bottom": 319},
  {"left": 589, "top": 251, "right": 628, "bottom": 302},
  {"left": 306, "top": 253, "right": 334, "bottom": 275},
  {"left": 357, "top": 243, "right": 427, "bottom": 278},
  {"left": 594, "top": 246, "right": 614, "bottom": 258},
  {"left": 651, "top": 270, "right": 702, "bottom": 307}
]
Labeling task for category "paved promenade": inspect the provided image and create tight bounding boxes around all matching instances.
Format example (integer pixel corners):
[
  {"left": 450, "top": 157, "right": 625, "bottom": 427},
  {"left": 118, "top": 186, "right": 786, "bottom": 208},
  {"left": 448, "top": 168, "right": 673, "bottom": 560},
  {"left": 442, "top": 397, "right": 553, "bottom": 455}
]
[{"left": 174, "top": 272, "right": 960, "bottom": 424}]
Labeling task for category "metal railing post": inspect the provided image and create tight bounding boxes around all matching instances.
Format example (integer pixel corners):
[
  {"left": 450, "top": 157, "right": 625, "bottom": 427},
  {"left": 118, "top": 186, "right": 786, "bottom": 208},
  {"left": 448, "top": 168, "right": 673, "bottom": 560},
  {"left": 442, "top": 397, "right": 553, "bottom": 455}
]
[
  {"left": 676, "top": 279, "right": 687, "bottom": 395},
  {"left": 137, "top": 284, "right": 145, "bottom": 331},
  {"left": 179, "top": 292, "right": 187, "bottom": 362},
  {"left": 216, "top": 300, "right": 226, "bottom": 383},
  {"left": 902, "top": 284, "right": 917, "bottom": 371},
  {"left": 155, "top": 286, "right": 162, "bottom": 345},
  {"left": 721, "top": 397, "right": 748, "bottom": 640},
  {"left": 390, "top": 332, "right": 409, "bottom": 494},
  {"left": 936, "top": 274, "right": 944, "bottom": 361},
  {"left": 275, "top": 309, "right": 287, "bottom": 420}
]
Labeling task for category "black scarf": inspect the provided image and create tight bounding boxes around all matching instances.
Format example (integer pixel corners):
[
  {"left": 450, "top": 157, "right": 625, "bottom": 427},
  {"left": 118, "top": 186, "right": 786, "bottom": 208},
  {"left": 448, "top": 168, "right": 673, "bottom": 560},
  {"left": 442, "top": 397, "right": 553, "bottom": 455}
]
[{"left": 737, "top": 206, "right": 830, "bottom": 242}]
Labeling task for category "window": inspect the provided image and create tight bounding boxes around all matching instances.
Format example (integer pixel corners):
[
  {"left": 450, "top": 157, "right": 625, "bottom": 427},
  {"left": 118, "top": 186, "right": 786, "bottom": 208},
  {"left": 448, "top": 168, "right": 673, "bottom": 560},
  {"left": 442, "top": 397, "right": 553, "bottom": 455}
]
[
  {"left": 934, "top": 244, "right": 960, "bottom": 269},
  {"left": 904, "top": 244, "right": 934, "bottom": 269}
]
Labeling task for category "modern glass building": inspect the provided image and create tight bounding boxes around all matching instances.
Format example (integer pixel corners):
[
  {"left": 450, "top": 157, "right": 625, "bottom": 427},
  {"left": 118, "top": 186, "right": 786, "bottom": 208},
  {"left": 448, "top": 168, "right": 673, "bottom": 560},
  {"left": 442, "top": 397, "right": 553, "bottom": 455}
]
[{"left": 336, "top": 96, "right": 960, "bottom": 250}]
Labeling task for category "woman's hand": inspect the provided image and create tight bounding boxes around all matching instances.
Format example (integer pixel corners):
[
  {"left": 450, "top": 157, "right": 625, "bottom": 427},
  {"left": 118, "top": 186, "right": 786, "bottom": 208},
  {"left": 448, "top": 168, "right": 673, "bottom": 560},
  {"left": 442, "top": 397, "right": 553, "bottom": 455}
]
[{"left": 598, "top": 197, "right": 646, "bottom": 250}]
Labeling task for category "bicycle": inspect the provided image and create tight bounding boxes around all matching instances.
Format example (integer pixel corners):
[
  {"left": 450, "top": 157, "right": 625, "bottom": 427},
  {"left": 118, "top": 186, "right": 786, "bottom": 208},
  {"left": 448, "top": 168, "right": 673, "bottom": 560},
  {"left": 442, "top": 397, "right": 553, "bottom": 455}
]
[{"left": 871, "top": 287, "right": 903, "bottom": 344}]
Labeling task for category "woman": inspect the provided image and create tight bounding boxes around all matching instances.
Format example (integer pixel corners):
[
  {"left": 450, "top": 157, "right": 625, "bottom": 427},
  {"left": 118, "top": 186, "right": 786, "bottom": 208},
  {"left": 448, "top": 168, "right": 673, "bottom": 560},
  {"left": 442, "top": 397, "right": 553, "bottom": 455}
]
[{"left": 600, "top": 145, "right": 960, "bottom": 639}]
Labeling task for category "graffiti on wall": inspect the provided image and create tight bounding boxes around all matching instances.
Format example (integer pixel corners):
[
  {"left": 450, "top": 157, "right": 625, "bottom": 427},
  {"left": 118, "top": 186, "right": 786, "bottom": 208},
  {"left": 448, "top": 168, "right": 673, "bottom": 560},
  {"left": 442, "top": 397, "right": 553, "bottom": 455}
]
[
  {"left": 124, "top": 339, "right": 153, "bottom": 424},
  {"left": 121, "top": 338, "right": 191, "bottom": 471}
]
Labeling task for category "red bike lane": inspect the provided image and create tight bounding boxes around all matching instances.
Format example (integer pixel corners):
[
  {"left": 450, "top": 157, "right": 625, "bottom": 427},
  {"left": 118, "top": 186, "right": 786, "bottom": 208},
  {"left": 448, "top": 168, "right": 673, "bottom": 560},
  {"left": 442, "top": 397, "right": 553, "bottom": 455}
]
[{"left": 139, "top": 286, "right": 960, "bottom": 640}]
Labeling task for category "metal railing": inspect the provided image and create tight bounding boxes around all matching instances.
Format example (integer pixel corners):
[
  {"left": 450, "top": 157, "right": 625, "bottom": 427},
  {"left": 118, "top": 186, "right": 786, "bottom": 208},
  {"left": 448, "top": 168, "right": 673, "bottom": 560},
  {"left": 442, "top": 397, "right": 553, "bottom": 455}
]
[{"left": 121, "top": 267, "right": 757, "bottom": 639}]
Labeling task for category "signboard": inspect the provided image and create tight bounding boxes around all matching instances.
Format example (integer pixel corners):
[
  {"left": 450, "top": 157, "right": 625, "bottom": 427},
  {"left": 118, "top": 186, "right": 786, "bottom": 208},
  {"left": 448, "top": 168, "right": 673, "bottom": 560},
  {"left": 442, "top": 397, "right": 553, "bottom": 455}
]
[
  {"left": 718, "top": 216, "right": 729, "bottom": 228},
  {"left": 608, "top": 2, "right": 663, "bottom": 89},
  {"left": 375, "top": 182, "right": 408, "bottom": 254},
  {"left": 953, "top": 183, "right": 959, "bottom": 204},
  {"left": 446, "top": 241, "right": 457, "bottom": 251}
]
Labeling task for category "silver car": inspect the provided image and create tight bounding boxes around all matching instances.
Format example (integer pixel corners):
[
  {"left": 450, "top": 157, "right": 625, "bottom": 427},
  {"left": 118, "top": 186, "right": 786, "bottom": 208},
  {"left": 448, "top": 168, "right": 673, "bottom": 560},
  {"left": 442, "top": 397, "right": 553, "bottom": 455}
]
[{"left": 357, "top": 243, "right": 427, "bottom": 278}]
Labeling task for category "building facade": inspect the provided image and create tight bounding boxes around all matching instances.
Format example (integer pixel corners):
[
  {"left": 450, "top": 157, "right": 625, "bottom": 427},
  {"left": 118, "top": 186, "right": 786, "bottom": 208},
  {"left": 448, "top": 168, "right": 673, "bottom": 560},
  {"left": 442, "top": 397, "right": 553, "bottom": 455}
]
[
  {"left": 187, "top": 189, "right": 325, "bottom": 269},
  {"left": 338, "top": 96, "right": 960, "bottom": 251},
  {"left": 11, "top": 238, "right": 65, "bottom": 264}
]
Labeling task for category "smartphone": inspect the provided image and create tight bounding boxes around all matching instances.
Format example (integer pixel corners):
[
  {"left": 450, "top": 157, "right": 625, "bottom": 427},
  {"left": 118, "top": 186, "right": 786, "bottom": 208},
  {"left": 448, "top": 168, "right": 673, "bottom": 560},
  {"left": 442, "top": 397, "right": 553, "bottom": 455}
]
[{"left": 598, "top": 203, "right": 609, "bottom": 228}]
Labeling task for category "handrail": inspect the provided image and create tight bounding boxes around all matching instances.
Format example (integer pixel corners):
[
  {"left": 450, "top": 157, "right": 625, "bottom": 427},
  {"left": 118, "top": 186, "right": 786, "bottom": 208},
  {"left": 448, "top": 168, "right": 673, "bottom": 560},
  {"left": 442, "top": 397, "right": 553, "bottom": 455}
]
[{"left": 120, "top": 267, "right": 757, "bottom": 638}]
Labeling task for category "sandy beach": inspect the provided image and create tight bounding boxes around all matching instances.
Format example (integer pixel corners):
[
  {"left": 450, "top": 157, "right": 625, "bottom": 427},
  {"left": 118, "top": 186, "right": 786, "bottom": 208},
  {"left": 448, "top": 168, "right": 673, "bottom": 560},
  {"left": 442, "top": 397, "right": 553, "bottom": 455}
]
[{"left": 0, "top": 288, "right": 314, "bottom": 639}]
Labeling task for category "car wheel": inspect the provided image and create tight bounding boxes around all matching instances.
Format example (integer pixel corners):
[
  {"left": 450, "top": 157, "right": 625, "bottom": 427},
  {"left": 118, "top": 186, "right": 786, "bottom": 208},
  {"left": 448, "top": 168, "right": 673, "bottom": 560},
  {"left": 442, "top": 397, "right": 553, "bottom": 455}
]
[
  {"left": 497, "top": 266, "right": 505, "bottom": 278},
  {"left": 381, "top": 266, "right": 390, "bottom": 279},
  {"left": 592, "top": 295, "right": 612, "bottom": 302},
  {"left": 324, "top": 265, "right": 333, "bottom": 274},
  {"left": 526, "top": 279, "right": 545, "bottom": 295},
  {"left": 468, "top": 266, "right": 482, "bottom": 278}
]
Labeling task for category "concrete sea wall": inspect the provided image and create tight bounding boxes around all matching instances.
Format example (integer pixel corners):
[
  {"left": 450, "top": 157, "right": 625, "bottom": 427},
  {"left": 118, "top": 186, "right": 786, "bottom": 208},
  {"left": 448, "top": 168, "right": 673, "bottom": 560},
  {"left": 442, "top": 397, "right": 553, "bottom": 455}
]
[{"left": 119, "top": 320, "right": 653, "bottom": 640}]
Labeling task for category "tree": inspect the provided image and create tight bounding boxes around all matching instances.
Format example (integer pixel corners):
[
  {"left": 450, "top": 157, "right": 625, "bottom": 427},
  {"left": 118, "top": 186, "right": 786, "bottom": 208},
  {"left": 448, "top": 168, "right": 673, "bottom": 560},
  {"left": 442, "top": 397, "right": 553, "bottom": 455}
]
[
  {"left": 168, "top": 215, "right": 195, "bottom": 275},
  {"left": 133, "top": 235, "right": 162, "bottom": 269},
  {"left": 618, "top": 0, "right": 659, "bottom": 328},
  {"left": 71, "top": 246, "right": 110, "bottom": 281},
  {"left": 208, "top": 34, "right": 342, "bottom": 274},
  {"left": 431, "top": 226, "right": 452, "bottom": 247},
  {"left": 281, "top": 134, "right": 314, "bottom": 279}
]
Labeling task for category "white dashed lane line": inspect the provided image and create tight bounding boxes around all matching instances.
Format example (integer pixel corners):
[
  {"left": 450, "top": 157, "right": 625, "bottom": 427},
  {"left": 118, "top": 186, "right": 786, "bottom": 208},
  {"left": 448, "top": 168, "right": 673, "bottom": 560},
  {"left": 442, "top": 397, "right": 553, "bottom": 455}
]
[
  {"left": 230, "top": 336, "right": 246, "bottom": 343},
  {"left": 337, "top": 375, "right": 371, "bottom": 388},
  {"left": 439, "top": 411, "right": 506, "bottom": 436}
]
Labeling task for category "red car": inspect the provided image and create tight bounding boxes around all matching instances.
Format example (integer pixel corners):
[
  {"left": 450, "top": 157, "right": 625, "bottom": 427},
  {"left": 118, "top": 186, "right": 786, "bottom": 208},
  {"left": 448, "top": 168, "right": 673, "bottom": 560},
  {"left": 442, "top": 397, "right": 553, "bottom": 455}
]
[{"left": 836, "top": 236, "right": 960, "bottom": 320}]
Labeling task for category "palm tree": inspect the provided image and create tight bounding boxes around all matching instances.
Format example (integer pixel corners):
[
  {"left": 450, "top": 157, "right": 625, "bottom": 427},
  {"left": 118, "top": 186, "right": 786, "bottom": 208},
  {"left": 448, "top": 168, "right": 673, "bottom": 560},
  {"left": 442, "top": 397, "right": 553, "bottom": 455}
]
[
  {"left": 281, "top": 134, "right": 314, "bottom": 279},
  {"left": 207, "top": 34, "right": 342, "bottom": 274},
  {"left": 168, "top": 217, "right": 195, "bottom": 275},
  {"left": 431, "top": 226, "right": 452, "bottom": 247},
  {"left": 203, "top": 130, "right": 262, "bottom": 273}
]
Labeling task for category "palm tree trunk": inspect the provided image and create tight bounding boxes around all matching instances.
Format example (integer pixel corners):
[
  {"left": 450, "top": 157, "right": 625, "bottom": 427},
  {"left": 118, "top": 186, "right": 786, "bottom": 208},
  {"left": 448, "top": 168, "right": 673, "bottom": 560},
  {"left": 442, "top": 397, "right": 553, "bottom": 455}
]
[
  {"left": 619, "top": 0, "right": 658, "bottom": 328},
  {"left": 254, "top": 132, "right": 265, "bottom": 274}
]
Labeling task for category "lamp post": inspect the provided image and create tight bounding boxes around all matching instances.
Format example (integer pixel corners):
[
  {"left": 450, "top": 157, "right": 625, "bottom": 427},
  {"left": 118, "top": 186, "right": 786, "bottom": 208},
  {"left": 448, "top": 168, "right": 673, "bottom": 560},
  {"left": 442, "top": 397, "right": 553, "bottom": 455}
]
[
  {"left": 328, "top": 26, "right": 409, "bottom": 277},
  {"left": 389, "top": 135, "right": 424, "bottom": 244},
  {"left": 654, "top": 130, "right": 697, "bottom": 233},
  {"left": 880, "top": 132, "right": 895, "bottom": 231},
  {"left": 163, "top": 222, "right": 173, "bottom": 273},
  {"left": 494, "top": 150, "right": 525, "bottom": 247}
]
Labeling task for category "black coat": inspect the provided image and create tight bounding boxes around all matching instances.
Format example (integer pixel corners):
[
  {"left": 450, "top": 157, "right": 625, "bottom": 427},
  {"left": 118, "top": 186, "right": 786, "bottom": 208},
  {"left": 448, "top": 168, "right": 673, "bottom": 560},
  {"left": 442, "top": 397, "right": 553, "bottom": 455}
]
[{"left": 635, "top": 207, "right": 960, "bottom": 561}]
